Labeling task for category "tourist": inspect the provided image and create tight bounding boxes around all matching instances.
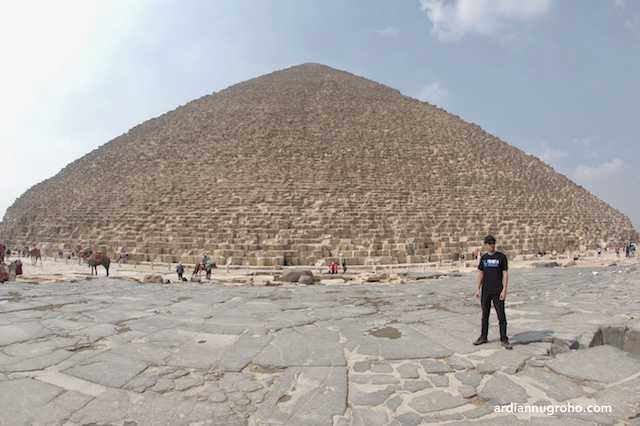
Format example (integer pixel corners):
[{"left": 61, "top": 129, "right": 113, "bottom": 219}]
[
  {"left": 202, "top": 253, "right": 209, "bottom": 267},
  {"left": 205, "top": 261, "right": 214, "bottom": 280},
  {"left": 597, "top": 247, "right": 602, "bottom": 257},
  {"left": 474, "top": 235, "right": 512, "bottom": 350},
  {"left": 342, "top": 259, "right": 347, "bottom": 274},
  {"left": 176, "top": 263, "right": 185, "bottom": 281}
]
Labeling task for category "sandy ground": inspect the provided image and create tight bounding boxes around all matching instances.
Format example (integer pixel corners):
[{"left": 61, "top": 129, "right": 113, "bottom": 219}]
[{"left": 4, "top": 251, "right": 636, "bottom": 286}]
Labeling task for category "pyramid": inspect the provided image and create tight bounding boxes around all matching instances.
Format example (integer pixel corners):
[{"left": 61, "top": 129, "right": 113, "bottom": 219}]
[{"left": 1, "top": 64, "right": 636, "bottom": 265}]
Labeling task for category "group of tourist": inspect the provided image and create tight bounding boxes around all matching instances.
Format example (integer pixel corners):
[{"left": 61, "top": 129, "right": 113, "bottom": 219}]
[
  {"left": 175, "top": 253, "right": 217, "bottom": 281},
  {"left": 329, "top": 259, "right": 347, "bottom": 274}
]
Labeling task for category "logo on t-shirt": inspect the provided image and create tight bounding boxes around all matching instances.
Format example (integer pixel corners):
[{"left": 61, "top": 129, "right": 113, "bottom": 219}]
[{"left": 483, "top": 259, "right": 500, "bottom": 268}]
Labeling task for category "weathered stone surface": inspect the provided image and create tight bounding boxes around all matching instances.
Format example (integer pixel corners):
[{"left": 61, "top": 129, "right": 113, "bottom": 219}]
[
  {"left": 479, "top": 374, "right": 529, "bottom": 405},
  {"left": 402, "top": 380, "right": 433, "bottom": 393},
  {"left": 520, "top": 366, "right": 585, "bottom": 401},
  {"left": 397, "top": 362, "right": 420, "bottom": 379},
  {"left": 429, "top": 374, "right": 450, "bottom": 387},
  {"left": 407, "top": 390, "right": 467, "bottom": 414},
  {"left": 477, "top": 349, "right": 531, "bottom": 374},
  {"left": 350, "top": 386, "right": 395, "bottom": 406},
  {"left": 420, "top": 359, "right": 453, "bottom": 374},
  {"left": 0, "top": 266, "right": 638, "bottom": 425},
  {"left": 0, "top": 379, "right": 64, "bottom": 424},
  {"left": 455, "top": 370, "right": 483, "bottom": 387},
  {"left": 546, "top": 345, "right": 640, "bottom": 383},
  {"left": 459, "top": 384, "right": 477, "bottom": 398},
  {"left": 64, "top": 352, "right": 148, "bottom": 388},
  {"left": 254, "top": 326, "right": 345, "bottom": 367}
]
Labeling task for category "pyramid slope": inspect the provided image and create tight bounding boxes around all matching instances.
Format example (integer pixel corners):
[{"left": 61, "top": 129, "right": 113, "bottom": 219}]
[{"left": 1, "top": 63, "right": 635, "bottom": 265}]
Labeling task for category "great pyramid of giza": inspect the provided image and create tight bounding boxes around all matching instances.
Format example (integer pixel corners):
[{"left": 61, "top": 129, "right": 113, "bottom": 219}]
[{"left": 1, "top": 63, "right": 636, "bottom": 265}]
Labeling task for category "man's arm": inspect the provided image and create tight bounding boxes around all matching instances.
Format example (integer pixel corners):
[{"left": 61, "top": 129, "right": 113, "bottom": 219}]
[
  {"left": 500, "top": 270, "right": 509, "bottom": 300},
  {"left": 475, "top": 270, "right": 483, "bottom": 298}
]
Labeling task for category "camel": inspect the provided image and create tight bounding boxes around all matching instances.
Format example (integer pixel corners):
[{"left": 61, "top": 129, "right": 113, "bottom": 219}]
[
  {"left": 87, "top": 253, "right": 110, "bottom": 277},
  {"left": 30, "top": 248, "right": 42, "bottom": 265}
]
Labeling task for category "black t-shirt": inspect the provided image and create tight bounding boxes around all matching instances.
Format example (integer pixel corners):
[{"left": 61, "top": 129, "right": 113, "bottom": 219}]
[{"left": 478, "top": 251, "right": 508, "bottom": 294}]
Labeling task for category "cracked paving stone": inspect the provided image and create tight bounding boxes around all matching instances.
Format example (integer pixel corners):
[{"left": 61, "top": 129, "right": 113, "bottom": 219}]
[
  {"left": 352, "top": 360, "right": 370, "bottom": 372},
  {"left": 63, "top": 351, "right": 148, "bottom": 388},
  {"left": 519, "top": 366, "right": 585, "bottom": 401},
  {"left": 420, "top": 359, "right": 453, "bottom": 374},
  {"left": 351, "top": 407, "right": 389, "bottom": 426},
  {"left": 0, "top": 378, "right": 66, "bottom": 424},
  {"left": 429, "top": 374, "right": 450, "bottom": 387},
  {"left": 477, "top": 350, "right": 531, "bottom": 374},
  {"left": 253, "top": 326, "right": 345, "bottom": 367},
  {"left": 546, "top": 345, "right": 640, "bottom": 384},
  {"left": 396, "top": 362, "right": 420, "bottom": 379},
  {"left": 455, "top": 370, "right": 483, "bottom": 387},
  {"left": 479, "top": 374, "right": 529, "bottom": 405},
  {"left": 408, "top": 390, "right": 467, "bottom": 414},
  {"left": 447, "top": 354, "right": 474, "bottom": 370},
  {"left": 386, "top": 395, "right": 403, "bottom": 411},
  {"left": 458, "top": 384, "right": 477, "bottom": 398},
  {"left": 350, "top": 385, "right": 395, "bottom": 406},
  {"left": 402, "top": 380, "right": 432, "bottom": 393},
  {"left": 351, "top": 374, "right": 400, "bottom": 385}
]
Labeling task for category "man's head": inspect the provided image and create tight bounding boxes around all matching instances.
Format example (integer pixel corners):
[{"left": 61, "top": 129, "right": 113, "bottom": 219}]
[{"left": 483, "top": 235, "right": 497, "bottom": 252}]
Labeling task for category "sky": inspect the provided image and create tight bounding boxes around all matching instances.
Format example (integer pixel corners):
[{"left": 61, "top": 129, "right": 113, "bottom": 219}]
[{"left": 1, "top": 0, "right": 639, "bottom": 227}]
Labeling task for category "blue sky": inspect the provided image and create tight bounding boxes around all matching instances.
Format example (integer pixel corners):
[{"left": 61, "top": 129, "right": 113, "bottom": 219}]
[{"left": 1, "top": 0, "right": 639, "bottom": 227}]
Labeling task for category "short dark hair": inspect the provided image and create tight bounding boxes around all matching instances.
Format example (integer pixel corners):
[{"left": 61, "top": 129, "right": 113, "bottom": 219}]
[{"left": 483, "top": 235, "right": 496, "bottom": 245}]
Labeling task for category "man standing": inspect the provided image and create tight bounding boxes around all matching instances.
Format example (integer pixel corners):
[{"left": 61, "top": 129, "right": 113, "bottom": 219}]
[
  {"left": 176, "top": 262, "right": 185, "bottom": 281},
  {"left": 474, "top": 235, "right": 512, "bottom": 349}
]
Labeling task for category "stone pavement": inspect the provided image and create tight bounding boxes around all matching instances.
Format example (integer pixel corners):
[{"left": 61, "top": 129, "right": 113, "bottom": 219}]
[{"left": 1, "top": 265, "right": 639, "bottom": 425}]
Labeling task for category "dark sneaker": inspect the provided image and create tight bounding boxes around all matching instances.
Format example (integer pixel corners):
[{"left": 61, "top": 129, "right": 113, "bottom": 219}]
[
  {"left": 501, "top": 340, "right": 513, "bottom": 350},
  {"left": 473, "top": 337, "right": 488, "bottom": 346}
]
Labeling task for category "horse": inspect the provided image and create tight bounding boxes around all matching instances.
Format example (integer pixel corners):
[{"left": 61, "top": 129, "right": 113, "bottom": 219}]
[
  {"left": 30, "top": 248, "right": 42, "bottom": 265},
  {"left": 87, "top": 253, "right": 110, "bottom": 277}
]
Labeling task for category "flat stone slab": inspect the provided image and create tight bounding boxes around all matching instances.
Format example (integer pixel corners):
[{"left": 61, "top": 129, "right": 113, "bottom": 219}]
[
  {"left": 546, "top": 345, "right": 640, "bottom": 383},
  {"left": 478, "top": 374, "right": 529, "bottom": 405},
  {"left": 64, "top": 351, "right": 148, "bottom": 388},
  {"left": 407, "top": 390, "right": 468, "bottom": 414}
]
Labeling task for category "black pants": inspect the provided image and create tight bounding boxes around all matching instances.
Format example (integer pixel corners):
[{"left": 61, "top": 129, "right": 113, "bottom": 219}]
[{"left": 481, "top": 291, "right": 508, "bottom": 341}]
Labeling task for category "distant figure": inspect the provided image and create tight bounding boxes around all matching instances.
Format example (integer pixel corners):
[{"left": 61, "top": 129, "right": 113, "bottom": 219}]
[
  {"left": 597, "top": 247, "right": 602, "bottom": 257},
  {"left": 474, "top": 235, "right": 512, "bottom": 350},
  {"left": 342, "top": 259, "right": 347, "bottom": 274},
  {"left": 30, "top": 248, "right": 42, "bottom": 265},
  {"left": 176, "top": 263, "right": 185, "bottom": 281},
  {"left": 625, "top": 244, "right": 630, "bottom": 258},
  {"left": 205, "top": 261, "right": 215, "bottom": 280},
  {"left": 616, "top": 247, "right": 620, "bottom": 257},
  {"left": 329, "top": 261, "right": 338, "bottom": 275},
  {"left": 202, "top": 253, "right": 209, "bottom": 267},
  {"left": 15, "top": 260, "right": 23, "bottom": 276},
  {"left": 0, "top": 243, "right": 5, "bottom": 264}
]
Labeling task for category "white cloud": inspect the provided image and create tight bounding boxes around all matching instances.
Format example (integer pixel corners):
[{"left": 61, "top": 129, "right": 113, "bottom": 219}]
[
  {"left": 537, "top": 146, "right": 568, "bottom": 166},
  {"left": 376, "top": 26, "right": 400, "bottom": 38},
  {"left": 416, "top": 82, "right": 449, "bottom": 105},
  {"left": 614, "top": 0, "right": 626, "bottom": 9},
  {"left": 572, "top": 136, "right": 594, "bottom": 147},
  {"left": 420, "top": 0, "right": 552, "bottom": 41},
  {"left": 571, "top": 158, "right": 627, "bottom": 183}
]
